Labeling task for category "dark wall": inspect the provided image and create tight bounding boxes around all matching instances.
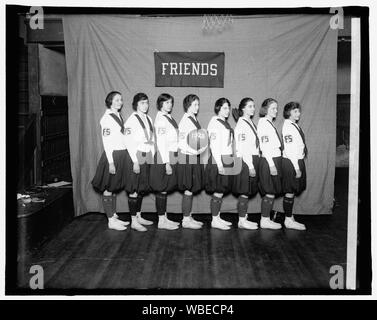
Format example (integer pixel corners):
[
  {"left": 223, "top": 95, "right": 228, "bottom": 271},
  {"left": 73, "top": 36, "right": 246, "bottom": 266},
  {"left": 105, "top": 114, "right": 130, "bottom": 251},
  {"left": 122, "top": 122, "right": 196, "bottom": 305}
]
[{"left": 39, "top": 45, "right": 67, "bottom": 96}]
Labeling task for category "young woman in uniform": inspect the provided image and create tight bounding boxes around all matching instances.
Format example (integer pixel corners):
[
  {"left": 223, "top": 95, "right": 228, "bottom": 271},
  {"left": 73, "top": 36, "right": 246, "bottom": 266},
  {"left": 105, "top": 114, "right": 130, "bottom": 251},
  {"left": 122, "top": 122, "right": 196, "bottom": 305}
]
[
  {"left": 92, "top": 91, "right": 130, "bottom": 231},
  {"left": 232, "top": 98, "right": 260, "bottom": 230},
  {"left": 150, "top": 93, "right": 180, "bottom": 230},
  {"left": 257, "top": 98, "right": 283, "bottom": 229},
  {"left": 281, "top": 102, "right": 307, "bottom": 230},
  {"left": 124, "top": 93, "right": 155, "bottom": 232},
  {"left": 205, "top": 98, "right": 234, "bottom": 230},
  {"left": 176, "top": 94, "right": 206, "bottom": 229}
]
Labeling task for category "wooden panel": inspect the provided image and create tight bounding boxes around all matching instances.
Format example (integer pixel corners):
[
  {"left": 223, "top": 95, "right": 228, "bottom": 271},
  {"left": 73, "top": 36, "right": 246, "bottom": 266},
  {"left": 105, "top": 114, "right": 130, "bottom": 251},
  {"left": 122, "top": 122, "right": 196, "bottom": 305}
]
[
  {"left": 17, "top": 188, "right": 74, "bottom": 286},
  {"left": 17, "top": 210, "right": 346, "bottom": 290},
  {"left": 28, "top": 44, "right": 41, "bottom": 184},
  {"left": 18, "top": 38, "right": 29, "bottom": 114},
  {"left": 26, "top": 18, "right": 64, "bottom": 43},
  {"left": 40, "top": 96, "right": 71, "bottom": 183},
  {"left": 39, "top": 45, "right": 67, "bottom": 96},
  {"left": 338, "top": 16, "right": 351, "bottom": 37},
  {"left": 336, "top": 94, "right": 350, "bottom": 146},
  {"left": 16, "top": 167, "right": 349, "bottom": 291}
]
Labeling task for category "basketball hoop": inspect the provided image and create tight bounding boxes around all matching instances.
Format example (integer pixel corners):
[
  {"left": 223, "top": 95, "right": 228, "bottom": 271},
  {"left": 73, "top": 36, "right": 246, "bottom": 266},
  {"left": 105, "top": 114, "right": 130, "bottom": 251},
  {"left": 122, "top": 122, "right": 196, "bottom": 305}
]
[{"left": 202, "top": 14, "right": 234, "bottom": 35}]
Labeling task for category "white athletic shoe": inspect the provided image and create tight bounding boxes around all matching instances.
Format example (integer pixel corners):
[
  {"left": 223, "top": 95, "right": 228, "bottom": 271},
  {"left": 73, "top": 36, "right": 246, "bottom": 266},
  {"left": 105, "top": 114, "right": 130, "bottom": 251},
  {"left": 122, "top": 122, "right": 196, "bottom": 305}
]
[
  {"left": 131, "top": 216, "right": 147, "bottom": 232},
  {"left": 182, "top": 216, "right": 202, "bottom": 229},
  {"left": 211, "top": 215, "right": 231, "bottom": 230},
  {"left": 190, "top": 214, "right": 203, "bottom": 226},
  {"left": 238, "top": 217, "right": 258, "bottom": 230},
  {"left": 165, "top": 213, "right": 180, "bottom": 226},
  {"left": 245, "top": 215, "right": 259, "bottom": 227},
  {"left": 136, "top": 212, "right": 153, "bottom": 225},
  {"left": 284, "top": 216, "right": 306, "bottom": 230},
  {"left": 158, "top": 216, "right": 179, "bottom": 230},
  {"left": 112, "top": 214, "right": 130, "bottom": 226},
  {"left": 260, "top": 216, "right": 282, "bottom": 230},
  {"left": 108, "top": 217, "right": 127, "bottom": 231},
  {"left": 217, "top": 213, "right": 232, "bottom": 226}
]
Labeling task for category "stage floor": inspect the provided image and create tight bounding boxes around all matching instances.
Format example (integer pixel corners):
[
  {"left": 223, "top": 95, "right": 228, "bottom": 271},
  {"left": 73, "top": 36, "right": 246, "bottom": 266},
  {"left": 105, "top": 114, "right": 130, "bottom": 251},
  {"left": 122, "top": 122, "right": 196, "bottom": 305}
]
[{"left": 16, "top": 169, "right": 349, "bottom": 293}]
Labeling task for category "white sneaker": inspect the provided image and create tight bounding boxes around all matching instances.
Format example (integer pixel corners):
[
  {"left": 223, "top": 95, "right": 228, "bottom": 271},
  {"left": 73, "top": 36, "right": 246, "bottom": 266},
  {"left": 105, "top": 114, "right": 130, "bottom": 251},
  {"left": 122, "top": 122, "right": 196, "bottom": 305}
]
[
  {"left": 245, "top": 215, "right": 259, "bottom": 227},
  {"left": 190, "top": 214, "right": 203, "bottom": 226},
  {"left": 260, "top": 216, "right": 282, "bottom": 230},
  {"left": 158, "top": 216, "right": 179, "bottom": 230},
  {"left": 165, "top": 213, "right": 180, "bottom": 226},
  {"left": 182, "top": 216, "right": 202, "bottom": 229},
  {"left": 112, "top": 214, "right": 130, "bottom": 226},
  {"left": 108, "top": 217, "right": 127, "bottom": 231},
  {"left": 131, "top": 216, "right": 147, "bottom": 232},
  {"left": 238, "top": 217, "right": 258, "bottom": 230},
  {"left": 217, "top": 213, "right": 232, "bottom": 226},
  {"left": 211, "top": 215, "right": 230, "bottom": 230},
  {"left": 136, "top": 212, "right": 153, "bottom": 225},
  {"left": 284, "top": 216, "right": 306, "bottom": 230}
]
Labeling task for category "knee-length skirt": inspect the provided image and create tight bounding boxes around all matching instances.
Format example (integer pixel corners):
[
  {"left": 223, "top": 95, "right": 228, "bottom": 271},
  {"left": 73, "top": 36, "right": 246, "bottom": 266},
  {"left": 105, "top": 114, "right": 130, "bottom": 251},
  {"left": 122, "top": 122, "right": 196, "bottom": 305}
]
[
  {"left": 92, "top": 149, "right": 128, "bottom": 193},
  {"left": 149, "top": 151, "right": 178, "bottom": 193},
  {"left": 204, "top": 154, "right": 234, "bottom": 195},
  {"left": 176, "top": 150, "right": 204, "bottom": 194},
  {"left": 258, "top": 156, "right": 283, "bottom": 196},
  {"left": 124, "top": 150, "right": 152, "bottom": 194},
  {"left": 232, "top": 155, "right": 260, "bottom": 197},
  {"left": 282, "top": 157, "right": 307, "bottom": 195}
]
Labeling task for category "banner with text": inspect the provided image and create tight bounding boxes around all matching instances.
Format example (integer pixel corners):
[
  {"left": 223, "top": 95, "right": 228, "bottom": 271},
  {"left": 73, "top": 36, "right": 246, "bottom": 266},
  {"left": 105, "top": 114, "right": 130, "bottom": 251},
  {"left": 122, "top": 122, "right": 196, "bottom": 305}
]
[{"left": 154, "top": 52, "right": 225, "bottom": 87}]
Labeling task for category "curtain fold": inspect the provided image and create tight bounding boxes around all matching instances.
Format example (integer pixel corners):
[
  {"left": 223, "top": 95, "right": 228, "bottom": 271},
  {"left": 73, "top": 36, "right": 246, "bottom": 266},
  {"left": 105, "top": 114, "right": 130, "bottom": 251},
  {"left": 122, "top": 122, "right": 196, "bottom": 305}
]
[{"left": 63, "top": 14, "right": 338, "bottom": 216}]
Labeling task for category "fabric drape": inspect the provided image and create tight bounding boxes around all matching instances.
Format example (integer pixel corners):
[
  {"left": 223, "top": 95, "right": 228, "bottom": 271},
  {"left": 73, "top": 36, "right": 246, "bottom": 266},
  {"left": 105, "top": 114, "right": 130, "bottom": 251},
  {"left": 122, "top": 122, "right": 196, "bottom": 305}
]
[{"left": 63, "top": 14, "right": 337, "bottom": 216}]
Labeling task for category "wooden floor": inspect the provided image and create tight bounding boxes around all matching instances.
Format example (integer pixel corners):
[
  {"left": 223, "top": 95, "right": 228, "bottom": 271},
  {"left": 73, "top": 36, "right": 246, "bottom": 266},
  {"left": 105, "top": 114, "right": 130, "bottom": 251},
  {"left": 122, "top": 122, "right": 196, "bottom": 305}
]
[{"left": 17, "top": 170, "right": 348, "bottom": 292}]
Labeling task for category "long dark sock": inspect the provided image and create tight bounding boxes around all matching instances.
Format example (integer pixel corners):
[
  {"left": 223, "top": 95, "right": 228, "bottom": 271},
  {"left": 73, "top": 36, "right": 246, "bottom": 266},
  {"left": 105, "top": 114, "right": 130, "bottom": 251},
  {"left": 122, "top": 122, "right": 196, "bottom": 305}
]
[
  {"left": 112, "top": 194, "right": 117, "bottom": 215},
  {"left": 136, "top": 194, "right": 143, "bottom": 212},
  {"left": 102, "top": 195, "right": 114, "bottom": 219},
  {"left": 182, "top": 194, "right": 193, "bottom": 217},
  {"left": 128, "top": 196, "right": 138, "bottom": 216},
  {"left": 261, "top": 196, "right": 274, "bottom": 218},
  {"left": 283, "top": 196, "right": 294, "bottom": 218},
  {"left": 237, "top": 196, "right": 249, "bottom": 218},
  {"left": 156, "top": 193, "right": 167, "bottom": 216},
  {"left": 210, "top": 195, "right": 222, "bottom": 217}
]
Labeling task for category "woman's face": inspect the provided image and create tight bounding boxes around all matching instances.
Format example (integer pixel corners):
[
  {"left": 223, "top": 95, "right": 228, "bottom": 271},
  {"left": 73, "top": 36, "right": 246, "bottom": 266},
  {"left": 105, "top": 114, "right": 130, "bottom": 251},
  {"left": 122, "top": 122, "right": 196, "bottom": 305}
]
[
  {"left": 161, "top": 99, "right": 173, "bottom": 114},
  {"left": 111, "top": 94, "right": 123, "bottom": 110},
  {"left": 218, "top": 103, "right": 230, "bottom": 119},
  {"left": 243, "top": 100, "right": 255, "bottom": 117},
  {"left": 289, "top": 108, "right": 301, "bottom": 122},
  {"left": 137, "top": 99, "right": 149, "bottom": 114},
  {"left": 188, "top": 99, "right": 200, "bottom": 115},
  {"left": 267, "top": 102, "right": 278, "bottom": 119}
]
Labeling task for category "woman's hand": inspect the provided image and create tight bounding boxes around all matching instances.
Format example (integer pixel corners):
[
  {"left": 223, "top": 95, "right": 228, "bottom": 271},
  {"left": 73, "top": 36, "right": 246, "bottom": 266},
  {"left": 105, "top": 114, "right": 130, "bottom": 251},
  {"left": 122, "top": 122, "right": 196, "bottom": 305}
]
[
  {"left": 218, "top": 166, "right": 225, "bottom": 175},
  {"left": 109, "top": 162, "right": 116, "bottom": 175},
  {"left": 270, "top": 165, "right": 277, "bottom": 176},
  {"left": 165, "top": 163, "right": 172, "bottom": 175},
  {"left": 249, "top": 167, "right": 256, "bottom": 177},
  {"left": 197, "top": 146, "right": 207, "bottom": 155},
  {"left": 133, "top": 162, "right": 140, "bottom": 174},
  {"left": 295, "top": 169, "right": 302, "bottom": 178}
]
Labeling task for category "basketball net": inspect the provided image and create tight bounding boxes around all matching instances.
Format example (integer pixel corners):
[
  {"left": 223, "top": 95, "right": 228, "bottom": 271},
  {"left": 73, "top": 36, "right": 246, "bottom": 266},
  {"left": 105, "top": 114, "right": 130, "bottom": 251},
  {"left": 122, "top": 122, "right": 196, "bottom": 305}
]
[{"left": 202, "top": 14, "right": 234, "bottom": 35}]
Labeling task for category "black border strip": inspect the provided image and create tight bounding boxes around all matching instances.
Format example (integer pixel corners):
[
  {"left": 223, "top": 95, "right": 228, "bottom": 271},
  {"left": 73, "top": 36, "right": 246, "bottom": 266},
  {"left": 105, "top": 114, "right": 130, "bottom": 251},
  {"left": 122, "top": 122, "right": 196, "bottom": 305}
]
[{"left": 6, "top": 5, "right": 370, "bottom": 296}]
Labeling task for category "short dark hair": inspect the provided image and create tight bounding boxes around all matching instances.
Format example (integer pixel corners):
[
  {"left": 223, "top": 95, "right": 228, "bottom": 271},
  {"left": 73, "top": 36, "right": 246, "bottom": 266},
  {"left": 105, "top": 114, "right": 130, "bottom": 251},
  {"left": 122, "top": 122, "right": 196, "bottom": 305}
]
[
  {"left": 183, "top": 94, "right": 199, "bottom": 112},
  {"left": 283, "top": 102, "right": 301, "bottom": 119},
  {"left": 157, "top": 93, "right": 174, "bottom": 111},
  {"left": 238, "top": 97, "right": 254, "bottom": 117},
  {"left": 214, "top": 98, "right": 231, "bottom": 115},
  {"left": 259, "top": 98, "right": 278, "bottom": 117},
  {"left": 132, "top": 93, "right": 149, "bottom": 111},
  {"left": 105, "top": 91, "right": 122, "bottom": 108}
]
